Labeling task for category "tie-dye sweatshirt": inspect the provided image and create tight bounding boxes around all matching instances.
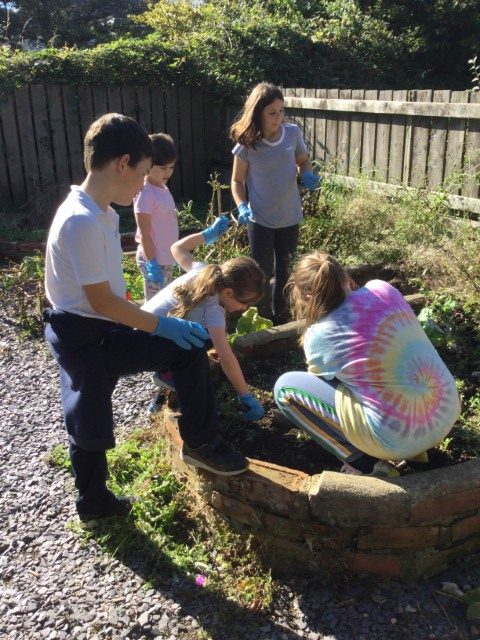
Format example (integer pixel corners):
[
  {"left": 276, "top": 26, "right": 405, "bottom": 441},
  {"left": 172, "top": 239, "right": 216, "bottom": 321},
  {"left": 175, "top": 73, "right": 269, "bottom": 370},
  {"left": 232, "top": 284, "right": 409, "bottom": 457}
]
[{"left": 303, "top": 280, "right": 461, "bottom": 459}]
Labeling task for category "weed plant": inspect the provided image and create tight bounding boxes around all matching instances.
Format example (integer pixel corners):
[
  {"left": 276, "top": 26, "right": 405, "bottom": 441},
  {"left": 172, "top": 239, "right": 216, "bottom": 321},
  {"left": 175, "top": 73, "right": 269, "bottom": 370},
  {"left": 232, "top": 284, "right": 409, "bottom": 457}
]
[{"left": 48, "top": 424, "right": 273, "bottom": 611}]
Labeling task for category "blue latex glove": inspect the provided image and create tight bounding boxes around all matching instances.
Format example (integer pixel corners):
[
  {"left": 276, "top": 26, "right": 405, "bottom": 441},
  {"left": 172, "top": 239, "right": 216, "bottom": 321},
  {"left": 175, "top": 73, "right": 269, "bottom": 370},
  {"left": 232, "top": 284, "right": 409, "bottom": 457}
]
[
  {"left": 301, "top": 171, "right": 321, "bottom": 190},
  {"left": 237, "top": 202, "right": 253, "bottom": 225},
  {"left": 238, "top": 393, "right": 265, "bottom": 421},
  {"left": 202, "top": 215, "right": 230, "bottom": 245},
  {"left": 151, "top": 316, "right": 209, "bottom": 350},
  {"left": 145, "top": 258, "right": 164, "bottom": 286}
]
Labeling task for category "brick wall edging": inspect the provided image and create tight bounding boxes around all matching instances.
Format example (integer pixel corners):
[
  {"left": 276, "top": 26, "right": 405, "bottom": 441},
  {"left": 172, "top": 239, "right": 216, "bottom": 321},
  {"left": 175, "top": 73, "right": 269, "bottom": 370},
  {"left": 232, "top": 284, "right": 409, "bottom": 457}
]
[{"left": 163, "top": 411, "right": 480, "bottom": 580}]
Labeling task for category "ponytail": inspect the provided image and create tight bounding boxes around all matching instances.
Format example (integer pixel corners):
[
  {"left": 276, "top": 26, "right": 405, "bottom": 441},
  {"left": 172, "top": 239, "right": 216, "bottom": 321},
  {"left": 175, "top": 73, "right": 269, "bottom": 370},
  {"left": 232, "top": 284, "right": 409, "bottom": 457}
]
[
  {"left": 170, "top": 265, "right": 223, "bottom": 319},
  {"left": 287, "top": 252, "right": 350, "bottom": 343}
]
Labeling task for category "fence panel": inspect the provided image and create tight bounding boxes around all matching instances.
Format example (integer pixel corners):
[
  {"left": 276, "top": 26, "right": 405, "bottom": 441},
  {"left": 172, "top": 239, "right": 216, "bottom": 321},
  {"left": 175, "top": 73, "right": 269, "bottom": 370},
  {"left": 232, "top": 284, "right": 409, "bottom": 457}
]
[
  {"left": 62, "top": 85, "right": 84, "bottom": 184},
  {"left": 30, "top": 85, "right": 55, "bottom": 191},
  {"left": 177, "top": 85, "right": 195, "bottom": 201},
  {"left": 375, "top": 89, "right": 392, "bottom": 182},
  {"left": 0, "top": 92, "right": 26, "bottom": 204},
  {"left": 463, "top": 91, "right": 480, "bottom": 200},
  {"left": 337, "top": 89, "right": 351, "bottom": 175},
  {"left": 15, "top": 86, "right": 41, "bottom": 199},
  {"left": 427, "top": 89, "right": 449, "bottom": 189},
  {"left": 409, "top": 90, "right": 432, "bottom": 188},
  {"left": 283, "top": 88, "right": 480, "bottom": 213},
  {"left": 444, "top": 91, "right": 468, "bottom": 194},
  {"left": 1, "top": 84, "right": 479, "bottom": 215},
  {"left": 389, "top": 90, "right": 407, "bottom": 185},
  {"left": 361, "top": 89, "right": 377, "bottom": 177},
  {"left": 46, "top": 85, "right": 70, "bottom": 187},
  {"left": 348, "top": 89, "right": 364, "bottom": 176}
]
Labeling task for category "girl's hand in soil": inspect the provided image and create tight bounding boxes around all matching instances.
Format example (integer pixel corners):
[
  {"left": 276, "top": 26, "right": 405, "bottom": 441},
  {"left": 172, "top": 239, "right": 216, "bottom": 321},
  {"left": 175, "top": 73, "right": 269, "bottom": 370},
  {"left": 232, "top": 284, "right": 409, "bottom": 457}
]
[{"left": 237, "top": 393, "right": 265, "bottom": 421}]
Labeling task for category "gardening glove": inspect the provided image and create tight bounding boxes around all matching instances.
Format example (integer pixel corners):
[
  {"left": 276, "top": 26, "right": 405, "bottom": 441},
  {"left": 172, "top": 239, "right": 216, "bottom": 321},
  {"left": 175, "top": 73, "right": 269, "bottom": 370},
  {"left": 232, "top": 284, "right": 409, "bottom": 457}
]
[
  {"left": 145, "top": 258, "right": 164, "bottom": 286},
  {"left": 238, "top": 393, "right": 265, "bottom": 421},
  {"left": 237, "top": 202, "right": 253, "bottom": 225},
  {"left": 301, "top": 171, "right": 321, "bottom": 191},
  {"left": 151, "top": 316, "right": 209, "bottom": 350},
  {"left": 202, "top": 215, "right": 230, "bottom": 245}
]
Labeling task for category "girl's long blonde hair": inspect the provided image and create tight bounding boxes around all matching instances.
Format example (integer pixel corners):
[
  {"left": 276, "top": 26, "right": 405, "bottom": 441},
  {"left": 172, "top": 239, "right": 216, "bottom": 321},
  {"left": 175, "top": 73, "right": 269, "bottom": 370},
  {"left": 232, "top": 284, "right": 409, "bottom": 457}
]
[
  {"left": 229, "top": 82, "right": 284, "bottom": 148},
  {"left": 287, "top": 251, "right": 354, "bottom": 341},
  {"left": 170, "top": 257, "right": 264, "bottom": 319}
]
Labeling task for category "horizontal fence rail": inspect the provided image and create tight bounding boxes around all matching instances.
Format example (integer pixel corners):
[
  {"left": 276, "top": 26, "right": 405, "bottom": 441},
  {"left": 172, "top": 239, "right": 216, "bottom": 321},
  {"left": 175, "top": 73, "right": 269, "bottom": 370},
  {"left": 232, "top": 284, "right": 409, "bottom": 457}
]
[{"left": 284, "top": 88, "right": 480, "bottom": 214}]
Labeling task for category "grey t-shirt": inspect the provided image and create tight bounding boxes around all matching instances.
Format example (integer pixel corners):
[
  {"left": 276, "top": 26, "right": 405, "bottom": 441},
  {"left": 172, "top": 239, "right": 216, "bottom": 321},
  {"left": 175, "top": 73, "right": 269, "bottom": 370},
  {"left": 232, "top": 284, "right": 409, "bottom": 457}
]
[
  {"left": 232, "top": 123, "right": 308, "bottom": 228},
  {"left": 141, "top": 262, "right": 226, "bottom": 329}
]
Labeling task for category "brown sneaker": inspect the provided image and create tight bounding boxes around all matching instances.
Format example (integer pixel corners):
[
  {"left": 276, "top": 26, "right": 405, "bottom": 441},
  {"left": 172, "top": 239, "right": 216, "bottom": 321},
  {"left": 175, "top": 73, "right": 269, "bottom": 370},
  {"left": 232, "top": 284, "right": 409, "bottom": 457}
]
[{"left": 181, "top": 435, "right": 248, "bottom": 476}]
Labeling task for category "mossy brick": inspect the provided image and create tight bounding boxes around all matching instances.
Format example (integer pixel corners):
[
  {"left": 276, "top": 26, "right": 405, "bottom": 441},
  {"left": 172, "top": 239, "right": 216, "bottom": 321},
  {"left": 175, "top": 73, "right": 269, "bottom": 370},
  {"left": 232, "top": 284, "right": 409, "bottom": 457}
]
[
  {"left": 210, "top": 459, "right": 311, "bottom": 519},
  {"left": 210, "top": 491, "right": 263, "bottom": 528},
  {"left": 451, "top": 514, "right": 480, "bottom": 542},
  {"left": 263, "top": 513, "right": 304, "bottom": 540},
  {"left": 416, "top": 536, "right": 480, "bottom": 578},
  {"left": 344, "top": 551, "right": 402, "bottom": 578},
  {"left": 410, "top": 488, "right": 480, "bottom": 524},
  {"left": 405, "top": 458, "right": 480, "bottom": 523},
  {"left": 257, "top": 533, "right": 320, "bottom": 575},
  {"left": 357, "top": 525, "right": 439, "bottom": 550},
  {"left": 309, "top": 472, "right": 409, "bottom": 527}
]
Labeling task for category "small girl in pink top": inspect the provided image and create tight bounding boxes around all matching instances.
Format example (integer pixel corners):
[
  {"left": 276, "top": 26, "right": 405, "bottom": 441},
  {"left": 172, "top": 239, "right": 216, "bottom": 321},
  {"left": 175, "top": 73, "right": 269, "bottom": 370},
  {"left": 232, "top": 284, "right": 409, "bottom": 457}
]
[{"left": 134, "top": 133, "right": 179, "bottom": 300}]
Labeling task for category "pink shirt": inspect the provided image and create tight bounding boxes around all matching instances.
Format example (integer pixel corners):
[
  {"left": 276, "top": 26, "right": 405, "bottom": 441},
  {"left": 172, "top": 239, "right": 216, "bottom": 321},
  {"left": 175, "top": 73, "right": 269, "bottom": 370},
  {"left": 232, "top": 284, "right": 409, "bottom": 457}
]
[{"left": 134, "top": 182, "right": 179, "bottom": 266}]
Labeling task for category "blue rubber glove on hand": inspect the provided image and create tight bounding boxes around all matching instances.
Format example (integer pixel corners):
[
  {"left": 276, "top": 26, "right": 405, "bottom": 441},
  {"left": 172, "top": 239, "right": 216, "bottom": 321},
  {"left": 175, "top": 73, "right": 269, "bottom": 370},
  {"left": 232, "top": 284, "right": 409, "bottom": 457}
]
[
  {"left": 151, "top": 316, "right": 209, "bottom": 350},
  {"left": 202, "top": 215, "right": 230, "bottom": 245},
  {"left": 302, "top": 171, "right": 321, "bottom": 190},
  {"left": 145, "top": 258, "right": 164, "bottom": 286},
  {"left": 237, "top": 202, "right": 253, "bottom": 225},
  {"left": 238, "top": 393, "right": 265, "bottom": 421}
]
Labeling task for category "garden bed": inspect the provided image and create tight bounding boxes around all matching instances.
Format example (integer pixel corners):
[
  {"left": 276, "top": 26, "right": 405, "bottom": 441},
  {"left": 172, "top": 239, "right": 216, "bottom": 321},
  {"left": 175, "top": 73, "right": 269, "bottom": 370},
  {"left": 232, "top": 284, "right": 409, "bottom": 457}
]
[{"left": 160, "top": 271, "right": 480, "bottom": 582}]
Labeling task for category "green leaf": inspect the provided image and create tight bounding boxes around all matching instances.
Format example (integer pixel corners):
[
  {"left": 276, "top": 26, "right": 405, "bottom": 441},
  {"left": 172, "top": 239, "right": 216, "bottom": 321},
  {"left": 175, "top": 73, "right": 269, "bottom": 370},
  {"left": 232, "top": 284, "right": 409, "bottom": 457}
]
[
  {"left": 461, "top": 588, "right": 480, "bottom": 605},
  {"left": 228, "top": 307, "right": 273, "bottom": 344},
  {"left": 235, "top": 307, "right": 273, "bottom": 335},
  {"left": 466, "top": 601, "right": 480, "bottom": 620}
]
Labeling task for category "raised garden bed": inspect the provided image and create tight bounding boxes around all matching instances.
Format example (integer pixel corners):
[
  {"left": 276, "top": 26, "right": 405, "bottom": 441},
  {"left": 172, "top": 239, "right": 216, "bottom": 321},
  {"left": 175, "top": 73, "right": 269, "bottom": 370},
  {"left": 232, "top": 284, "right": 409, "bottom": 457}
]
[{"left": 160, "top": 268, "right": 480, "bottom": 582}]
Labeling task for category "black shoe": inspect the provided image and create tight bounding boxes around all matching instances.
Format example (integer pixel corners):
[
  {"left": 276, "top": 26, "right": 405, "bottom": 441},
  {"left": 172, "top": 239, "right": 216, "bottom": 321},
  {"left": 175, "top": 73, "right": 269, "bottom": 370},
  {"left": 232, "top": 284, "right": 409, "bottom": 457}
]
[
  {"left": 78, "top": 493, "right": 134, "bottom": 522},
  {"left": 181, "top": 435, "right": 248, "bottom": 476}
]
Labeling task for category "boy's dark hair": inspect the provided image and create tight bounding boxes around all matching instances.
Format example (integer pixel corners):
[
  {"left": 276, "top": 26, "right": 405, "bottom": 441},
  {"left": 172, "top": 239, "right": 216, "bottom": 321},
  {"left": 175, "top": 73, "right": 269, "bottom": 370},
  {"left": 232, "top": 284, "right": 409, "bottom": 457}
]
[
  {"left": 84, "top": 113, "right": 153, "bottom": 171},
  {"left": 150, "top": 133, "right": 177, "bottom": 166}
]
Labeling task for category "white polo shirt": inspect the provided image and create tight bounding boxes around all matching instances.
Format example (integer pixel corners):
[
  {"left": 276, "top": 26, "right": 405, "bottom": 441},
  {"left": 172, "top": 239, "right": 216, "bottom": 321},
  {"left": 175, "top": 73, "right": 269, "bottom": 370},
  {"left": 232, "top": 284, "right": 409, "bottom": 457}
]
[{"left": 45, "top": 186, "right": 126, "bottom": 320}]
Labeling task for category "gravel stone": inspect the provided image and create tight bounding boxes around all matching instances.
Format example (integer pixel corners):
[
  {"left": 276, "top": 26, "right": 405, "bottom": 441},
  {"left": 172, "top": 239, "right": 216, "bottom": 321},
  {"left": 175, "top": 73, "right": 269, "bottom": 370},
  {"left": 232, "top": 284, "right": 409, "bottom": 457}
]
[{"left": 2, "top": 298, "right": 480, "bottom": 639}]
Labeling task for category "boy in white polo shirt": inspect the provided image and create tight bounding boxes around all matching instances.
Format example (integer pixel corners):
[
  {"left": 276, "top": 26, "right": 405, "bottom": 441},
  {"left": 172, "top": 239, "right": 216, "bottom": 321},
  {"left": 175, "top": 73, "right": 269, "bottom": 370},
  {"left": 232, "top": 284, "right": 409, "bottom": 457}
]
[{"left": 44, "top": 114, "right": 248, "bottom": 522}]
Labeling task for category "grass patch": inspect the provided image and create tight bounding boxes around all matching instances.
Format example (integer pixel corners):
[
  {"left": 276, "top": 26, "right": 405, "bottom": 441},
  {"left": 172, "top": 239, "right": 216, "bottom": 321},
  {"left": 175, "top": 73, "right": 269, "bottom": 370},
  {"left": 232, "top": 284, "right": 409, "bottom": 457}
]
[{"left": 50, "top": 423, "right": 274, "bottom": 611}]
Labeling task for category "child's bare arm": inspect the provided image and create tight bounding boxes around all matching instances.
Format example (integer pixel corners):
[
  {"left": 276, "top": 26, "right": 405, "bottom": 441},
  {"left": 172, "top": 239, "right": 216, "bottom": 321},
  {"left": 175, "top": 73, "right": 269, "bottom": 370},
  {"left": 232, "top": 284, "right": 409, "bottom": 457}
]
[
  {"left": 296, "top": 152, "right": 313, "bottom": 175},
  {"left": 231, "top": 156, "right": 248, "bottom": 206},
  {"left": 83, "top": 281, "right": 158, "bottom": 332},
  {"left": 208, "top": 326, "right": 250, "bottom": 395},
  {"left": 134, "top": 212, "right": 156, "bottom": 261},
  {"left": 170, "top": 232, "right": 205, "bottom": 273}
]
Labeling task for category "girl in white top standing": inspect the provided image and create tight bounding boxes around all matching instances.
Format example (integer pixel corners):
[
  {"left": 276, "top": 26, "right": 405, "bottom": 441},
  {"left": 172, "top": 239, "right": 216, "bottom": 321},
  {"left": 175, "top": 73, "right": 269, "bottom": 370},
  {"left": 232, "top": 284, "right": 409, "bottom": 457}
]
[
  {"left": 230, "top": 82, "right": 320, "bottom": 324},
  {"left": 142, "top": 217, "right": 266, "bottom": 421},
  {"left": 134, "top": 133, "right": 179, "bottom": 300}
]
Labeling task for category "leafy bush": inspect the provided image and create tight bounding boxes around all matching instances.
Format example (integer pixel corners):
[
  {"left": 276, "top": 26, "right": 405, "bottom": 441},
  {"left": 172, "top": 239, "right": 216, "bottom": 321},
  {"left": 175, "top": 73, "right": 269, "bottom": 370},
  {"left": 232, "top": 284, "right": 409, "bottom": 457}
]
[{"left": 2, "top": 0, "right": 468, "bottom": 94}]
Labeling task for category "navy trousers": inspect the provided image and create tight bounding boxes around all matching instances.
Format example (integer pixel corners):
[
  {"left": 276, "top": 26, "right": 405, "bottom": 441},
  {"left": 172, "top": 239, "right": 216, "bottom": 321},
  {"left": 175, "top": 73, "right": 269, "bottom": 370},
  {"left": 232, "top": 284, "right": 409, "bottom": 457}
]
[
  {"left": 247, "top": 221, "right": 299, "bottom": 322},
  {"left": 44, "top": 309, "right": 219, "bottom": 516}
]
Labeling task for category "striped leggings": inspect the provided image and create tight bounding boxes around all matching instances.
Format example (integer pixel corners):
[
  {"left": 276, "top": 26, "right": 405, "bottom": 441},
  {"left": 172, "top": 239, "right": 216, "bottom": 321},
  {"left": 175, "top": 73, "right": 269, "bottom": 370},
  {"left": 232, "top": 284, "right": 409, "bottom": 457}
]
[{"left": 274, "top": 371, "right": 373, "bottom": 467}]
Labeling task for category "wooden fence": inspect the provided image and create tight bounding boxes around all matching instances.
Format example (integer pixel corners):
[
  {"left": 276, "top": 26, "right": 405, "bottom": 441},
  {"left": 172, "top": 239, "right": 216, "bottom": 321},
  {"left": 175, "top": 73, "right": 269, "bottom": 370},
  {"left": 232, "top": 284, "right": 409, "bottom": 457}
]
[
  {"left": 283, "top": 88, "right": 480, "bottom": 214},
  {"left": 1, "top": 84, "right": 479, "bottom": 218},
  {"left": 0, "top": 84, "right": 223, "bottom": 215}
]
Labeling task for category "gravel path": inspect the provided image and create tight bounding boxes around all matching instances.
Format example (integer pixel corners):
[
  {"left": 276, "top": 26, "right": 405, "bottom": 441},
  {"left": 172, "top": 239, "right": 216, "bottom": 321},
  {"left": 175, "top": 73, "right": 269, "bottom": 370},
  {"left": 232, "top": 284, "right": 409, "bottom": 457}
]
[{"left": 1, "top": 302, "right": 480, "bottom": 640}]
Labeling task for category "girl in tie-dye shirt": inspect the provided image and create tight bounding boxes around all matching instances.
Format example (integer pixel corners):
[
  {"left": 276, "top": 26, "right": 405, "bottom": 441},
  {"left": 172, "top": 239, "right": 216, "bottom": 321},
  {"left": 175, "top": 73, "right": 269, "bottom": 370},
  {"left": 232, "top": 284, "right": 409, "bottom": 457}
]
[{"left": 274, "top": 251, "right": 461, "bottom": 477}]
